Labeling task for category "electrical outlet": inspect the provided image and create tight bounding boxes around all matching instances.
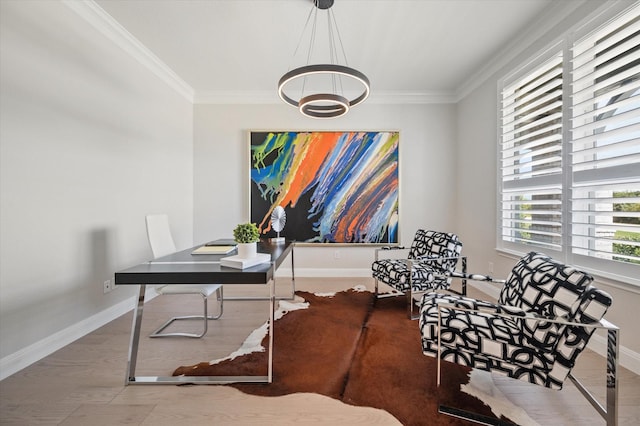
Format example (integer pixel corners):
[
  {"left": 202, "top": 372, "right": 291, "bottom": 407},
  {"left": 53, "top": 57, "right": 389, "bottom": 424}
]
[
  {"left": 103, "top": 279, "right": 113, "bottom": 294},
  {"left": 488, "top": 262, "right": 494, "bottom": 274},
  {"left": 334, "top": 250, "right": 340, "bottom": 259}
]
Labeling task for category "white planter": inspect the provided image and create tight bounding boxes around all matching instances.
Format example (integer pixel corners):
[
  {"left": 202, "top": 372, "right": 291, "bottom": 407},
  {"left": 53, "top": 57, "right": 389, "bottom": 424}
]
[{"left": 236, "top": 242, "right": 257, "bottom": 259}]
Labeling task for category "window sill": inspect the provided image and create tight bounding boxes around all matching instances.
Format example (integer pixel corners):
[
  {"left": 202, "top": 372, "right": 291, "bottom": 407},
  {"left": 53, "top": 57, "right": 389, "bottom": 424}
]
[{"left": 495, "top": 247, "right": 640, "bottom": 295}]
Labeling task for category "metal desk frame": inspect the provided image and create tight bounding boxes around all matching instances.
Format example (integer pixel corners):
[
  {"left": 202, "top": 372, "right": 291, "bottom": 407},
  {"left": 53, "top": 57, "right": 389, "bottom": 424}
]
[{"left": 115, "top": 240, "right": 295, "bottom": 385}]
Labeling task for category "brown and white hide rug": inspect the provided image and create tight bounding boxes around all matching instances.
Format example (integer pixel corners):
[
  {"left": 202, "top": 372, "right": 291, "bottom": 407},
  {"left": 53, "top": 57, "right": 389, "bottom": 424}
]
[{"left": 173, "top": 287, "right": 539, "bottom": 426}]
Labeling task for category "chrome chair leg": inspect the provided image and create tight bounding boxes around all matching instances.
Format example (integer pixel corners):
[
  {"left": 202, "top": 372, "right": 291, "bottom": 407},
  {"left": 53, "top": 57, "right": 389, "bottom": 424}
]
[
  {"left": 568, "top": 324, "right": 619, "bottom": 426},
  {"left": 150, "top": 287, "right": 224, "bottom": 338}
]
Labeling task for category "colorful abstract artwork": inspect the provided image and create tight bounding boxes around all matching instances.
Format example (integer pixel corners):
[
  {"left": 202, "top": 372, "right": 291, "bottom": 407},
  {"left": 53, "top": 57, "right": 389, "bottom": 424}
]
[{"left": 250, "top": 131, "right": 399, "bottom": 243}]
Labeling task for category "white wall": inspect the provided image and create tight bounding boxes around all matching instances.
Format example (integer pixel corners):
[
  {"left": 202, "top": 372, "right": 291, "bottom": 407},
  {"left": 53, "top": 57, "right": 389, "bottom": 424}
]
[
  {"left": 0, "top": 1, "right": 194, "bottom": 374},
  {"left": 2, "top": 0, "right": 637, "bottom": 379},
  {"left": 455, "top": 0, "right": 640, "bottom": 366},
  {"left": 193, "top": 103, "right": 457, "bottom": 275}
]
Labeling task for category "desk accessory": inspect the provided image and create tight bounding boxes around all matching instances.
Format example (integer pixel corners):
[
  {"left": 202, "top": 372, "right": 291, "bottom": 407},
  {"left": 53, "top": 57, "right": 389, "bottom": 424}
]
[{"left": 270, "top": 206, "right": 286, "bottom": 243}]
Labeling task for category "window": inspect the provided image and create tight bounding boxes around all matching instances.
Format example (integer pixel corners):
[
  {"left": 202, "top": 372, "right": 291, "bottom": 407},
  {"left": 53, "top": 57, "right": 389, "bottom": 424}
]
[
  {"left": 500, "top": 51, "right": 564, "bottom": 251},
  {"left": 499, "top": 3, "right": 640, "bottom": 285}
]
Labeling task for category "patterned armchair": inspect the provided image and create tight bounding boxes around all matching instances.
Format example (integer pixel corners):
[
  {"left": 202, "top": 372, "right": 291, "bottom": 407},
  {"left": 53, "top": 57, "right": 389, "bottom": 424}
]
[
  {"left": 419, "top": 252, "right": 619, "bottom": 425},
  {"left": 372, "top": 229, "right": 466, "bottom": 319}
]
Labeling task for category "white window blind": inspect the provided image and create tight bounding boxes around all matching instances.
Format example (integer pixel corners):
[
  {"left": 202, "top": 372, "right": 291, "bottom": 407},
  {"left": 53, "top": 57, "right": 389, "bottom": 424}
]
[
  {"left": 500, "top": 52, "right": 564, "bottom": 251},
  {"left": 499, "top": 2, "right": 640, "bottom": 283},
  {"left": 571, "top": 4, "right": 640, "bottom": 267}
]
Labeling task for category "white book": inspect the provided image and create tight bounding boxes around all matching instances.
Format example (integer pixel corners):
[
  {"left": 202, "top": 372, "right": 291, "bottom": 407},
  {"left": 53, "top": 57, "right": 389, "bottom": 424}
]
[
  {"left": 191, "top": 245, "right": 236, "bottom": 255},
  {"left": 220, "top": 253, "right": 271, "bottom": 269}
]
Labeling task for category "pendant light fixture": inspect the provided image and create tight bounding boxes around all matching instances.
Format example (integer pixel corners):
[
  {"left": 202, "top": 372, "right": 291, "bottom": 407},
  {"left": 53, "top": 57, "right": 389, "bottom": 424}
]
[{"left": 278, "top": 0, "right": 370, "bottom": 119}]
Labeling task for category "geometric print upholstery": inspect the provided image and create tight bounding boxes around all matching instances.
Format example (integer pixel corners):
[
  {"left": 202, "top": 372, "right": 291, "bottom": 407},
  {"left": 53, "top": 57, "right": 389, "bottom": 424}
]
[
  {"left": 497, "top": 252, "right": 598, "bottom": 352},
  {"left": 420, "top": 293, "right": 558, "bottom": 387},
  {"left": 419, "top": 252, "right": 612, "bottom": 390},
  {"left": 372, "top": 230, "right": 463, "bottom": 292},
  {"left": 408, "top": 229, "right": 462, "bottom": 268},
  {"left": 499, "top": 252, "right": 594, "bottom": 313}
]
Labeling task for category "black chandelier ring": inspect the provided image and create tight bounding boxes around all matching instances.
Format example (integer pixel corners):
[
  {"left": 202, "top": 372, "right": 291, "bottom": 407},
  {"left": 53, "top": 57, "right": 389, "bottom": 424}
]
[
  {"left": 300, "top": 93, "right": 349, "bottom": 118},
  {"left": 278, "top": 64, "right": 371, "bottom": 119}
]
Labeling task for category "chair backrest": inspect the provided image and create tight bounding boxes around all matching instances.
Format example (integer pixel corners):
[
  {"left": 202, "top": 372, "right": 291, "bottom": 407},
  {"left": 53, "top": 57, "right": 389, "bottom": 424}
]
[
  {"left": 145, "top": 214, "right": 177, "bottom": 258},
  {"left": 408, "top": 229, "right": 462, "bottom": 273},
  {"left": 499, "top": 252, "right": 595, "bottom": 317},
  {"left": 499, "top": 252, "right": 612, "bottom": 370}
]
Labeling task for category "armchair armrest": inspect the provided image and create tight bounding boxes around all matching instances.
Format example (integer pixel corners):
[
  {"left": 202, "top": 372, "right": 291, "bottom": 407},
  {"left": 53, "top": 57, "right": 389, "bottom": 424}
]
[
  {"left": 375, "top": 245, "right": 408, "bottom": 261},
  {"left": 448, "top": 270, "right": 506, "bottom": 284},
  {"left": 411, "top": 255, "right": 469, "bottom": 296},
  {"left": 378, "top": 245, "right": 406, "bottom": 250},
  {"left": 435, "top": 302, "right": 616, "bottom": 330},
  {"left": 414, "top": 254, "right": 462, "bottom": 263},
  {"left": 434, "top": 301, "right": 617, "bottom": 367},
  {"left": 412, "top": 255, "right": 466, "bottom": 270}
]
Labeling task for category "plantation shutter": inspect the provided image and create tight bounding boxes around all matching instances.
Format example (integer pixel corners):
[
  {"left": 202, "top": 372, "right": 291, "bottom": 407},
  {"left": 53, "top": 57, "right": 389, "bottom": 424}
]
[
  {"left": 500, "top": 52, "right": 564, "bottom": 250},
  {"left": 570, "top": 5, "right": 640, "bottom": 265}
]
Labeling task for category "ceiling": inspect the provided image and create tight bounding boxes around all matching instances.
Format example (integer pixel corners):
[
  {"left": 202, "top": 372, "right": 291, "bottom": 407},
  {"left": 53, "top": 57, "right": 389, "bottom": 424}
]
[{"left": 94, "top": 0, "right": 564, "bottom": 103}]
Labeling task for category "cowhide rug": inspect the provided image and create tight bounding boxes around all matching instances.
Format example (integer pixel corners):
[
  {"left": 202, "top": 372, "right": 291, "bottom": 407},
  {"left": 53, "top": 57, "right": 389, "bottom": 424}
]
[{"left": 174, "top": 287, "right": 539, "bottom": 426}]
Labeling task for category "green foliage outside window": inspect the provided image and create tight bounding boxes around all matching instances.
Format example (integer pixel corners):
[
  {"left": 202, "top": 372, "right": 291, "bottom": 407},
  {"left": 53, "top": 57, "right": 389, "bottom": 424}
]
[{"left": 613, "top": 191, "right": 640, "bottom": 264}]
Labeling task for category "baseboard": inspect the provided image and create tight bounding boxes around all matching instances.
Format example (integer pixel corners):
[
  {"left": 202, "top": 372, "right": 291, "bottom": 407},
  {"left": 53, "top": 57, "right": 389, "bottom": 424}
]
[
  {"left": 588, "top": 333, "right": 640, "bottom": 376},
  {"left": 470, "top": 280, "right": 502, "bottom": 299},
  {"left": 276, "top": 267, "right": 371, "bottom": 278},
  {"left": 0, "top": 288, "right": 157, "bottom": 381}
]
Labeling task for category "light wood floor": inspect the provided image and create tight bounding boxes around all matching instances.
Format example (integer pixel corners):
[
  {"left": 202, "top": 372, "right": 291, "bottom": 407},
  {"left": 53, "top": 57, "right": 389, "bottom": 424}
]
[{"left": 1, "top": 277, "right": 638, "bottom": 425}]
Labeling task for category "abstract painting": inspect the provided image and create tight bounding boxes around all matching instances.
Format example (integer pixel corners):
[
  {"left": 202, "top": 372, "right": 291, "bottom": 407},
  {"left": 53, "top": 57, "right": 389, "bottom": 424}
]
[{"left": 250, "top": 131, "right": 399, "bottom": 243}]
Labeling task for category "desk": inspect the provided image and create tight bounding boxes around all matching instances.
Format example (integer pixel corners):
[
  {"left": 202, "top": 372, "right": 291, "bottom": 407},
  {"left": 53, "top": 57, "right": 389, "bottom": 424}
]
[{"left": 115, "top": 240, "right": 295, "bottom": 385}]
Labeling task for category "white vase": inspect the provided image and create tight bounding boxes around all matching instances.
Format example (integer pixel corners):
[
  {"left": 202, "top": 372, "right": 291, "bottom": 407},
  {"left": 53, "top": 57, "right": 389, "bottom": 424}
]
[{"left": 237, "top": 242, "right": 257, "bottom": 259}]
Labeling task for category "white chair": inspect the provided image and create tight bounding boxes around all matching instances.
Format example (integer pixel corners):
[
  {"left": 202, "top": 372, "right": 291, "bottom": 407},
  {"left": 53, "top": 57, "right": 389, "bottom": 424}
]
[{"left": 145, "top": 214, "right": 223, "bottom": 338}]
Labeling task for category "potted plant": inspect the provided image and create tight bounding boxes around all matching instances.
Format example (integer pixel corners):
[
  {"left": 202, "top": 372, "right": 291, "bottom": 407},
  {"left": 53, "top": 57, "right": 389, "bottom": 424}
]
[{"left": 233, "top": 222, "right": 260, "bottom": 258}]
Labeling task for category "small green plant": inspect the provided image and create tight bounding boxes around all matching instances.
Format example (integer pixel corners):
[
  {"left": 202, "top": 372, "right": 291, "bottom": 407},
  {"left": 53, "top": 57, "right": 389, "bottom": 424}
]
[{"left": 233, "top": 222, "right": 260, "bottom": 244}]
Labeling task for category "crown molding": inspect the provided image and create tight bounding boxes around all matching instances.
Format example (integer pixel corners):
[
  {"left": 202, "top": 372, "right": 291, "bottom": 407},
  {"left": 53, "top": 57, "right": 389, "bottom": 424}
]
[
  {"left": 63, "top": 0, "right": 455, "bottom": 108},
  {"left": 64, "top": 0, "right": 592, "bottom": 107},
  {"left": 194, "top": 91, "right": 280, "bottom": 105},
  {"left": 454, "top": 0, "right": 588, "bottom": 102},
  {"left": 63, "top": 0, "right": 194, "bottom": 102},
  {"left": 368, "top": 90, "right": 457, "bottom": 105},
  {"left": 194, "top": 90, "right": 457, "bottom": 105}
]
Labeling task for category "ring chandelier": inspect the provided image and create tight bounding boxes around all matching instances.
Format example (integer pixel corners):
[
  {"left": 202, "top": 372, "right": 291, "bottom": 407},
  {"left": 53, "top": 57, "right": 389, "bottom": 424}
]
[{"left": 277, "top": 0, "right": 370, "bottom": 119}]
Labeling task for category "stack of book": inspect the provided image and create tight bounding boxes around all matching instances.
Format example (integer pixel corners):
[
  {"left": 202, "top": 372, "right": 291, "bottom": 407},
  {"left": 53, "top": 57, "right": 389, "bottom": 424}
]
[
  {"left": 220, "top": 253, "right": 271, "bottom": 269},
  {"left": 191, "top": 239, "right": 237, "bottom": 255}
]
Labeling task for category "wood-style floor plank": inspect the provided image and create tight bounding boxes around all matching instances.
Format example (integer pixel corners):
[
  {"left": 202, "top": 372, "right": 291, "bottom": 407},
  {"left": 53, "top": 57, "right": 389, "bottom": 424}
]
[{"left": 1, "top": 277, "right": 637, "bottom": 425}]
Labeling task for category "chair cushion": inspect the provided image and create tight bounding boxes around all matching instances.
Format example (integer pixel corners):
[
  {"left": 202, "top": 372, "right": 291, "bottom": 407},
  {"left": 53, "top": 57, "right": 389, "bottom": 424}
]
[
  {"left": 420, "top": 293, "right": 559, "bottom": 388},
  {"left": 420, "top": 293, "right": 551, "bottom": 363},
  {"left": 499, "top": 252, "right": 594, "bottom": 316},
  {"left": 408, "top": 230, "right": 462, "bottom": 274},
  {"left": 498, "top": 252, "right": 596, "bottom": 352},
  {"left": 372, "top": 259, "right": 443, "bottom": 292},
  {"left": 554, "top": 286, "right": 612, "bottom": 368},
  {"left": 372, "top": 229, "right": 463, "bottom": 293}
]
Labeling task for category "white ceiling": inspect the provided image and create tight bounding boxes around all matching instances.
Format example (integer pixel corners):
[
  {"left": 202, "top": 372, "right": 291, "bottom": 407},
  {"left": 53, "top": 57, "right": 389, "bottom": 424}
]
[{"left": 93, "top": 0, "right": 566, "bottom": 103}]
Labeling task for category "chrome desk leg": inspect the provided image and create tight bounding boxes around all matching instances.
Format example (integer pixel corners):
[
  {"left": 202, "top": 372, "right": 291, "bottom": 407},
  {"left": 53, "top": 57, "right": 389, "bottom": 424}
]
[
  {"left": 289, "top": 244, "right": 296, "bottom": 299},
  {"left": 268, "top": 271, "right": 275, "bottom": 383},
  {"left": 125, "top": 284, "right": 146, "bottom": 385},
  {"left": 125, "top": 280, "right": 272, "bottom": 385},
  {"left": 225, "top": 245, "right": 296, "bottom": 301}
]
